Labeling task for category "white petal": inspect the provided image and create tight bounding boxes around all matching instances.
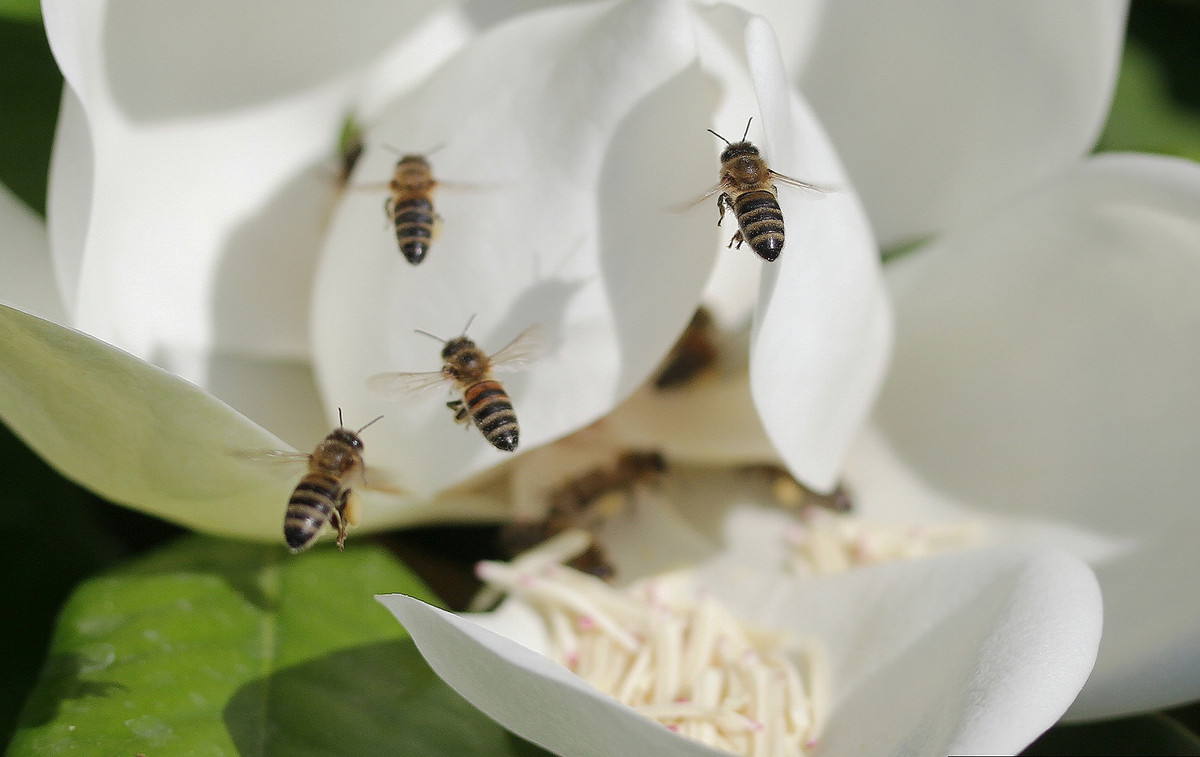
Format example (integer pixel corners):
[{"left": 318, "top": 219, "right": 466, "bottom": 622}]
[
  {"left": 0, "top": 183, "right": 66, "bottom": 323},
  {"left": 874, "top": 153, "right": 1200, "bottom": 717},
  {"left": 41, "top": 0, "right": 460, "bottom": 374},
  {"left": 382, "top": 543, "right": 1100, "bottom": 756},
  {"left": 745, "top": 17, "right": 892, "bottom": 493},
  {"left": 314, "top": 0, "right": 717, "bottom": 496},
  {"left": 696, "top": 546, "right": 1101, "bottom": 755},
  {"left": 0, "top": 303, "right": 289, "bottom": 539},
  {"left": 379, "top": 593, "right": 741, "bottom": 757},
  {"left": 799, "top": 0, "right": 1127, "bottom": 246}
]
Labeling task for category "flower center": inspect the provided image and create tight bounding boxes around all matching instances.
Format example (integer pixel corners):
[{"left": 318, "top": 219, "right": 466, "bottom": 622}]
[
  {"left": 476, "top": 531, "right": 828, "bottom": 756},
  {"left": 787, "top": 509, "right": 981, "bottom": 576}
]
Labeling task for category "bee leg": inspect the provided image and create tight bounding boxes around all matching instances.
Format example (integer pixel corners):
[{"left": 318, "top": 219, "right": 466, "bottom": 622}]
[
  {"left": 330, "top": 500, "right": 349, "bottom": 551},
  {"left": 715, "top": 193, "right": 731, "bottom": 227},
  {"left": 728, "top": 230, "right": 745, "bottom": 249},
  {"left": 447, "top": 399, "right": 471, "bottom": 426}
]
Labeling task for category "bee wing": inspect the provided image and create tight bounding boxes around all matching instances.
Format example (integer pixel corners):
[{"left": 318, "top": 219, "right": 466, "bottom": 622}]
[
  {"left": 490, "top": 324, "right": 547, "bottom": 372},
  {"left": 360, "top": 465, "right": 408, "bottom": 497},
  {"left": 230, "top": 448, "right": 311, "bottom": 479},
  {"left": 366, "top": 369, "right": 454, "bottom": 400},
  {"left": 665, "top": 181, "right": 727, "bottom": 214},
  {"left": 770, "top": 171, "right": 835, "bottom": 195}
]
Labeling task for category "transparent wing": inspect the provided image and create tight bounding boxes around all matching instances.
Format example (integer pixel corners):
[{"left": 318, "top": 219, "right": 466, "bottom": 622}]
[
  {"left": 230, "top": 448, "right": 311, "bottom": 480},
  {"left": 366, "top": 369, "right": 453, "bottom": 400},
  {"left": 665, "top": 181, "right": 727, "bottom": 214},
  {"left": 490, "top": 324, "right": 547, "bottom": 372},
  {"left": 231, "top": 448, "right": 311, "bottom": 465},
  {"left": 770, "top": 171, "right": 835, "bottom": 195},
  {"left": 360, "top": 465, "right": 408, "bottom": 497}
]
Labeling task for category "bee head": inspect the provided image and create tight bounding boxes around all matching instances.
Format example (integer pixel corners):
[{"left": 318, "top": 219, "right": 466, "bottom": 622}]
[
  {"left": 328, "top": 428, "right": 365, "bottom": 450},
  {"left": 719, "top": 141, "right": 761, "bottom": 164},
  {"left": 442, "top": 336, "right": 481, "bottom": 364}
]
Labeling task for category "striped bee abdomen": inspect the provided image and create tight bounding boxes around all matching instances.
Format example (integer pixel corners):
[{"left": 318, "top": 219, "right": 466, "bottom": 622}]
[
  {"left": 392, "top": 196, "right": 435, "bottom": 265},
  {"left": 733, "top": 189, "right": 784, "bottom": 262},
  {"left": 284, "top": 474, "right": 343, "bottom": 551},
  {"left": 463, "top": 379, "right": 519, "bottom": 451}
]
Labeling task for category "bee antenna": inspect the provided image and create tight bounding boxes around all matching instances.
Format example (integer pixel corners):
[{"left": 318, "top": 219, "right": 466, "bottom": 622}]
[
  {"left": 356, "top": 415, "right": 385, "bottom": 434},
  {"left": 414, "top": 328, "right": 446, "bottom": 344},
  {"left": 741, "top": 117, "right": 753, "bottom": 142},
  {"left": 707, "top": 128, "right": 731, "bottom": 146},
  {"left": 380, "top": 143, "right": 404, "bottom": 156},
  {"left": 462, "top": 313, "right": 477, "bottom": 336},
  {"left": 338, "top": 407, "right": 345, "bottom": 428}
]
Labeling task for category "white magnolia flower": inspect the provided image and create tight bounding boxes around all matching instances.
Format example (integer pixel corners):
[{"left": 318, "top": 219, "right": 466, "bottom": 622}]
[{"left": 1, "top": 0, "right": 1195, "bottom": 753}]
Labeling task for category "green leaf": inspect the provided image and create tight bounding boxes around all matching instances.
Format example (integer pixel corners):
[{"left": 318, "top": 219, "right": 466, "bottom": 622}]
[
  {"left": 1023, "top": 713, "right": 1200, "bottom": 756},
  {"left": 1097, "top": 41, "right": 1200, "bottom": 162},
  {"left": 0, "top": 303, "right": 300, "bottom": 541},
  {"left": 10, "top": 536, "right": 549, "bottom": 756},
  {"left": 0, "top": 0, "right": 40, "bottom": 23}
]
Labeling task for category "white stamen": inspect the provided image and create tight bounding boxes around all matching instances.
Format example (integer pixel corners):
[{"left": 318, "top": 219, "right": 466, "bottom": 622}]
[{"left": 475, "top": 529, "right": 827, "bottom": 756}]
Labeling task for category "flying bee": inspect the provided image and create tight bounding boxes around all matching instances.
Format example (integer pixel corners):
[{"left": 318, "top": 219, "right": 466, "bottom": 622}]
[
  {"left": 367, "top": 317, "right": 544, "bottom": 452},
  {"left": 384, "top": 151, "right": 441, "bottom": 265},
  {"left": 705, "top": 118, "right": 829, "bottom": 262},
  {"left": 279, "top": 414, "right": 385, "bottom": 552},
  {"left": 499, "top": 450, "right": 668, "bottom": 579},
  {"left": 654, "top": 306, "right": 718, "bottom": 391}
]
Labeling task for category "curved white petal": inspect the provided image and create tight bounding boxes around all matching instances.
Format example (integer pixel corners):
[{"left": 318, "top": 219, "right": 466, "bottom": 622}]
[
  {"left": 0, "top": 303, "right": 289, "bottom": 538},
  {"left": 380, "top": 593, "right": 732, "bottom": 757},
  {"left": 697, "top": 546, "right": 1101, "bottom": 755},
  {"left": 381, "top": 544, "right": 1100, "bottom": 756},
  {"left": 40, "top": 0, "right": 465, "bottom": 379},
  {"left": 314, "top": 0, "right": 718, "bottom": 496},
  {"left": 799, "top": 0, "right": 1127, "bottom": 246},
  {"left": 0, "top": 184, "right": 66, "bottom": 323},
  {"left": 874, "top": 153, "right": 1200, "bottom": 717},
  {"left": 745, "top": 17, "right": 892, "bottom": 493}
]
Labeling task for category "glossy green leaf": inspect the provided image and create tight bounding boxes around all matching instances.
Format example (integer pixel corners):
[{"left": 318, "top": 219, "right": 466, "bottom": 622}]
[
  {"left": 9, "top": 536, "right": 549, "bottom": 756},
  {"left": 0, "top": 303, "right": 302, "bottom": 541},
  {"left": 1023, "top": 713, "right": 1200, "bottom": 756}
]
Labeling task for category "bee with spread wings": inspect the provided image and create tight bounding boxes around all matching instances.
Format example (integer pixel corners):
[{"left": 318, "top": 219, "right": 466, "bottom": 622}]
[
  {"left": 704, "top": 118, "right": 831, "bottom": 262},
  {"left": 238, "top": 412, "right": 396, "bottom": 552},
  {"left": 367, "top": 319, "right": 545, "bottom": 452}
]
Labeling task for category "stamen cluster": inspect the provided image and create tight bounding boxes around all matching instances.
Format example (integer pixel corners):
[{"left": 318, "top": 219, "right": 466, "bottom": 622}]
[{"left": 477, "top": 532, "right": 828, "bottom": 756}]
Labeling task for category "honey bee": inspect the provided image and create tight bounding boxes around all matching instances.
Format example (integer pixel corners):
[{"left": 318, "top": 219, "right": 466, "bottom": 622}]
[
  {"left": 653, "top": 306, "right": 718, "bottom": 390},
  {"left": 281, "top": 414, "right": 384, "bottom": 552},
  {"left": 706, "top": 118, "right": 828, "bottom": 262},
  {"left": 744, "top": 463, "right": 853, "bottom": 513},
  {"left": 367, "top": 318, "right": 544, "bottom": 452},
  {"left": 384, "top": 152, "right": 441, "bottom": 265},
  {"left": 499, "top": 450, "right": 667, "bottom": 578}
]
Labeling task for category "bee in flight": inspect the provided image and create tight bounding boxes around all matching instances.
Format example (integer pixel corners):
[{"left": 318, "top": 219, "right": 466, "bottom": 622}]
[
  {"left": 498, "top": 450, "right": 667, "bottom": 579},
  {"left": 653, "top": 306, "right": 719, "bottom": 391},
  {"left": 705, "top": 118, "right": 828, "bottom": 262},
  {"left": 367, "top": 317, "right": 544, "bottom": 452},
  {"left": 280, "top": 413, "right": 385, "bottom": 552},
  {"left": 384, "top": 151, "right": 441, "bottom": 265}
]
